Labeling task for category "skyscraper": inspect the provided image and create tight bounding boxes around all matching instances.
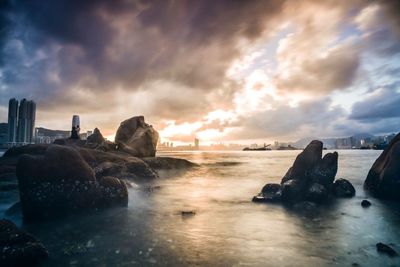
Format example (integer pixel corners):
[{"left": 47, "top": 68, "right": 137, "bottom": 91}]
[
  {"left": 7, "top": 98, "right": 18, "bottom": 143},
  {"left": 16, "top": 98, "right": 36, "bottom": 143}
]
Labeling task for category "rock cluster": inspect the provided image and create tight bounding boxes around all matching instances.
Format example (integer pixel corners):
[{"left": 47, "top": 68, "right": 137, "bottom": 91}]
[
  {"left": 253, "top": 140, "right": 355, "bottom": 205},
  {"left": 1, "top": 116, "right": 196, "bottom": 222},
  {"left": 364, "top": 133, "right": 400, "bottom": 200},
  {"left": 16, "top": 145, "right": 128, "bottom": 222},
  {"left": 0, "top": 219, "right": 48, "bottom": 266}
]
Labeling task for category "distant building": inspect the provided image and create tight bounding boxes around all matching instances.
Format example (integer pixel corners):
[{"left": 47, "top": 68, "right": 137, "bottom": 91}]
[
  {"left": 0, "top": 123, "right": 8, "bottom": 144},
  {"left": 35, "top": 127, "right": 70, "bottom": 144},
  {"left": 6, "top": 98, "right": 36, "bottom": 144},
  {"left": 194, "top": 138, "right": 199, "bottom": 150},
  {"left": 7, "top": 98, "right": 18, "bottom": 143}
]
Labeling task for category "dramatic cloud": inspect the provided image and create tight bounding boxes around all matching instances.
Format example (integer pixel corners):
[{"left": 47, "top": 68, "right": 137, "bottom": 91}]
[
  {"left": 350, "top": 86, "right": 400, "bottom": 121},
  {"left": 0, "top": 0, "right": 400, "bottom": 143}
]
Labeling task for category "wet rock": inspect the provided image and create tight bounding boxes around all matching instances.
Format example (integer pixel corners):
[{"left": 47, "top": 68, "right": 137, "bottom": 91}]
[
  {"left": 332, "top": 178, "right": 355, "bottom": 198},
  {"left": 98, "top": 176, "right": 128, "bottom": 207},
  {"left": 364, "top": 133, "right": 400, "bottom": 200},
  {"left": 252, "top": 183, "right": 282, "bottom": 203},
  {"left": 361, "top": 199, "right": 371, "bottom": 208},
  {"left": 376, "top": 242, "right": 398, "bottom": 257},
  {"left": 312, "top": 152, "right": 338, "bottom": 186},
  {"left": 0, "top": 219, "right": 48, "bottom": 266},
  {"left": 255, "top": 140, "right": 354, "bottom": 207},
  {"left": 306, "top": 183, "right": 328, "bottom": 203},
  {"left": 16, "top": 145, "right": 128, "bottom": 222},
  {"left": 281, "top": 179, "right": 307, "bottom": 202},
  {"left": 115, "top": 116, "right": 159, "bottom": 157},
  {"left": 87, "top": 128, "right": 105, "bottom": 144}
]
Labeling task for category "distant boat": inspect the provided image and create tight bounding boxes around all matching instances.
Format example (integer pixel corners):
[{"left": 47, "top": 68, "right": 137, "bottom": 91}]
[
  {"left": 243, "top": 144, "right": 271, "bottom": 151},
  {"left": 276, "top": 145, "right": 297, "bottom": 150}
]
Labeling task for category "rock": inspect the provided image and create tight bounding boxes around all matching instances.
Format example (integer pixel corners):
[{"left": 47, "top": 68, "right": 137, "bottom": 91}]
[
  {"left": 87, "top": 128, "right": 105, "bottom": 144},
  {"left": 255, "top": 140, "right": 355, "bottom": 207},
  {"left": 16, "top": 145, "right": 128, "bottom": 221},
  {"left": 364, "top": 133, "right": 400, "bottom": 200},
  {"left": 97, "top": 176, "right": 128, "bottom": 207},
  {"left": 332, "top": 178, "right": 355, "bottom": 198},
  {"left": 312, "top": 152, "right": 338, "bottom": 186},
  {"left": 361, "top": 199, "right": 371, "bottom": 208},
  {"left": 0, "top": 219, "right": 48, "bottom": 266},
  {"left": 290, "top": 140, "right": 323, "bottom": 181},
  {"left": 281, "top": 179, "right": 307, "bottom": 202},
  {"left": 252, "top": 183, "right": 282, "bottom": 203},
  {"left": 376, "top": 242, "right": 398, "bottom": 257},
  {"left": 115, "top": 116, "right": 159, "bottom": 157},
  {"left": 306, "top": 183, "right": 328, "bottom": 203}
]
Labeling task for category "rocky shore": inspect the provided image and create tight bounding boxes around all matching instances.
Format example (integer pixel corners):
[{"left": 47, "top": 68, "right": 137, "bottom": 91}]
[
  {"left": 0, "top": 116, "right": 196, "bottom": 266},
  {"left": 253, "top": 140, "right": 356, "bottom": 207}
]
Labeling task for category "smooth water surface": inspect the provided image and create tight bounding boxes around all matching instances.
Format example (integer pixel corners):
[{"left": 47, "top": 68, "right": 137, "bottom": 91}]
[{"left": 2, "top": 150, "right": 400, "bottom": 266}]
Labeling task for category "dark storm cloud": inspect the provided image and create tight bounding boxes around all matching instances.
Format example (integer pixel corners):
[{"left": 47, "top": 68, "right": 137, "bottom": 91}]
[{"left": 349, "top": 85, "right": 400, "bottom": 121}]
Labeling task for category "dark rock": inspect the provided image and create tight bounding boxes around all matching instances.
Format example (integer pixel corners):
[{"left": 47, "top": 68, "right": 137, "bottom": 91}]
[
  {"left": 98, "top": 176, "right": 128, "bottom": 207},
  {"left": 252, "top": 183, "right": 282, "bottom": 203},
  {"left": 87, "top": 128, "right": 105, "bottom": 144},
  {"left": 306, "top": 183, "right": 328, "bottom": 203},
  {"left": 16, "top": 145, "right": 128, "bottom": 221},
  {"left": 332, "top": 178, "right": 355, "bottom": 198},
  {"left": 361, "top": 199, "right": 371, "bottom": 208},
  {"left": 115, "top": 116, "right": 159, "bottom": 157},
  {"left": 0, "top": 219, "right": 48, "bottom": 266},
  {"left": 255, "top": 140, "right": 354, "bottom": 207},
  {"left": 364, "top": 133, "right": 400, "bottom": 200},
  {"left": 289, "top": 140, "right": 323, "bottom": 181},
  {"left": 281, "top": 179, "right": 307, "bottom": 202},
  {"left": 312, "top": 152, "right": 338, "bottom": 186},
  {"left": 376, "top": 242, "right": 398, "bottom": 257}
]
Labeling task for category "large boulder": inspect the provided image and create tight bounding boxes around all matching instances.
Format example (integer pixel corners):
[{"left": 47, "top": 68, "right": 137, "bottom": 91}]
[
  {"left": 0, "top": 219, "right": 48, "bottom": 266},
  {"left": 364, "top": 133, "right": 400, "bottom": 200},
  {"left": 253, "top": 140, "right": 354, "bottom": 206},
  {"left": 16, "top": 145, "right": 128, "bottom": 221},
  {"left": 115, "top": 116, "right": 159, "bottom": 157}
]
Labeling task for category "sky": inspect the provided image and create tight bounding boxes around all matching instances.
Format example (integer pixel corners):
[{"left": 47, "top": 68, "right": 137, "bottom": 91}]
[{"left": 0, "top": 0, "right": 399, "bottom": 145}]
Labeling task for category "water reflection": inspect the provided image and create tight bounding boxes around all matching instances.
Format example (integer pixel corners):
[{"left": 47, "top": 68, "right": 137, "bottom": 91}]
[{"left": 2, "top": 150, "right": 400, "bottom": 266}]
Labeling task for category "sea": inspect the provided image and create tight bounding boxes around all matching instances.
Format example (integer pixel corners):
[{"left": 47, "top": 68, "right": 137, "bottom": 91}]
[{"left": 1, "top": 150, "right": 400, "bottom": 267}]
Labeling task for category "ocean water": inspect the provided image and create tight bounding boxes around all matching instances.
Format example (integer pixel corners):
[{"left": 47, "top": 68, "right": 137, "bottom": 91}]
[{"left": 2, "top": 150, "right": 400, "bottom": 266}]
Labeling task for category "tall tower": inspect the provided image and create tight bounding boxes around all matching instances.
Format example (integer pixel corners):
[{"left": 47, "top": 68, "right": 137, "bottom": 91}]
[
  {"left": 17, "top": 98, "right": 29, "bottom": 143},
  {"left": 194, "top": 138, "right": 199, "bottom": 150},
  {"left": 27, "top": 100, "right": 36, "bottom": 143},
  {"left": 71, "top": 115, "right": 80, "bottom": 139},
  {"left": 7, "top": 98, "right": 18, "bottom": 143}
]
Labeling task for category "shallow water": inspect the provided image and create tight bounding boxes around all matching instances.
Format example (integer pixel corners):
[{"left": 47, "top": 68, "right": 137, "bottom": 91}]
[{"left": 2, "top": 150, "right": 400, "bottom": 266}]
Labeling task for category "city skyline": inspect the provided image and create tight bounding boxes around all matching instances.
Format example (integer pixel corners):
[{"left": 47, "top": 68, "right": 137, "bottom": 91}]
[
  {"left": 0, "top": 1, "right": 399, "bottom": 144},
  {"left": 7, "top": 98, "right": 36, "bottom": 144}
]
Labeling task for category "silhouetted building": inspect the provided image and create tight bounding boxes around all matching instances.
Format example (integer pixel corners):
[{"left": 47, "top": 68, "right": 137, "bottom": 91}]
[
  {"left": 7, "top": 98, "right": 18, "bottom": 143},
  {"left": 194, "top": 138, "right": 199, "bottom": 150},
  {"left": 16, "top": 99, "right": 36, "bottom": 143}
]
